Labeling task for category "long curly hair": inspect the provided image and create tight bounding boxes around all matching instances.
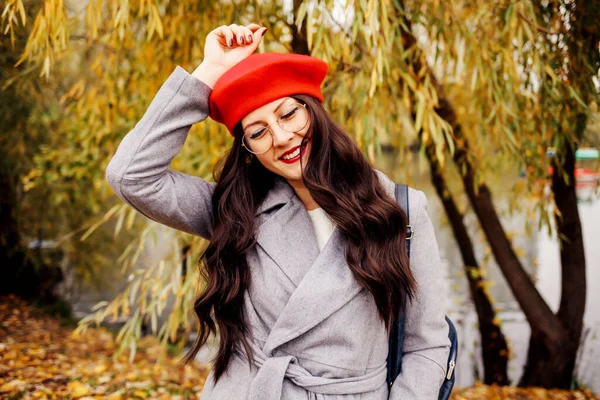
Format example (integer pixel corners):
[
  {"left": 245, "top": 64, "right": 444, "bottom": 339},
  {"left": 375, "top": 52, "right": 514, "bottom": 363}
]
[{"left": 182, "top": 95, "right": 416, "bottom": 382}]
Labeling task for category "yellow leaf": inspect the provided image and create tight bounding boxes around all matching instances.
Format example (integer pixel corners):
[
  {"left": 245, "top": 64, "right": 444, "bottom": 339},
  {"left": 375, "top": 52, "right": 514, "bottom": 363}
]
[
  {"left": 41, "top": 55, "right": 51, "bottom": 78},
  {"left": 138, "top": 0, "right": 146, "bottom": 17},
  {"left": 152, "top": 4, "right": 163, "bottom": 38},
  {"left": 134, "top": 390, "right": 149, "bottom": 398},
  {"left": 0, "top": 379, "right": 28, "bottom": 393},
  {"left": 67, "top": 381, "right": 90, "bottom": 398},
  {"left": 93, "top": 363, "right": 108, "bottom": 374},
  {"left": 17, "top": 0, "right": 26, "bottom": 25}
]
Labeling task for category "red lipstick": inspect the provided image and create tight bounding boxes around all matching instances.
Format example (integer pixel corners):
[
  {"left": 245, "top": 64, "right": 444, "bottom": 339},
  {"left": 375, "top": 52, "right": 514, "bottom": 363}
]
[{"left": 279, "top": 144, "right": 308, "bottom": 164}]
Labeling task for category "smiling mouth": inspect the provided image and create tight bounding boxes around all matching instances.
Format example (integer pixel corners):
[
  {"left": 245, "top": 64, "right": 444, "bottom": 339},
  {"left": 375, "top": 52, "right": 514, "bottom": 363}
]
[{"left": 279, "top": 142, "right": 309, "bottom": 164}]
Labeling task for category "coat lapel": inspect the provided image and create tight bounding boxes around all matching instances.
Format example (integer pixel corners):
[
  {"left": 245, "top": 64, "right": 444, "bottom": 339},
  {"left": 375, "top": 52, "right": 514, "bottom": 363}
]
[
  {"left": 254, "top": 171, "right": 396, "bottom": 355},
  {"left": 255, "top": 179, "right": 320, "bottom": 287},
  {"left": 262, "top": 227, "right": 364, "bottom": 355}
]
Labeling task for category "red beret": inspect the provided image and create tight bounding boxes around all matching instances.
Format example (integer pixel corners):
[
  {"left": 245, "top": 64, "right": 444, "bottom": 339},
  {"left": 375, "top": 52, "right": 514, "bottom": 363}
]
[{"left": 209, "top": 53, "right": 328, "bottom": 134}]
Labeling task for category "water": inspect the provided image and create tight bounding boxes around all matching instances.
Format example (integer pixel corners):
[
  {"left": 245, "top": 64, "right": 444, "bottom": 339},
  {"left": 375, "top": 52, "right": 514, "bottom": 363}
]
[{"left": 388, "top": 158, "right": 600, "bottom": 390}]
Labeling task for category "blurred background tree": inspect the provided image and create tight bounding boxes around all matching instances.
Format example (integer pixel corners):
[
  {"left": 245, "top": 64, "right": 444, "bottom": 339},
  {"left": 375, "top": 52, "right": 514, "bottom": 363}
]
[
  {"left": 0, "top": 0, "right": 136, "bottom": 308},
  {"left": 1, "top": 0, "right": 597, "bottom": 389},
  {"left": 381, "top": 0, "right": 599, "bottom": 387},
  {"left": 0, "top": 0, "right": 66, "bottom": 303}
]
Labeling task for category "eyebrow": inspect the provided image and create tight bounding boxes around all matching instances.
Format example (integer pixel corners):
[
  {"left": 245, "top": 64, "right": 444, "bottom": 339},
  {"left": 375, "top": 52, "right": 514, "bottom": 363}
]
[{"left": 242, "top": 98, "right": 293, "bottom": 131}]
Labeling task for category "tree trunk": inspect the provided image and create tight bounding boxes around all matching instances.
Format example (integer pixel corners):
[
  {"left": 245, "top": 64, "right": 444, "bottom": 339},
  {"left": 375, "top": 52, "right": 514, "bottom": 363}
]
[
  {"left": 534, "top": 0, "right": 600, "bottom": 385},
  {"left": 521, "top": 0, "right": 597, "bottom": 385},
  {"left": 438, "top": 80, "right": 571, "bottom": 388},
  {"left": 0, "top": 154, "right": 26, "bottom": 295},
  {"left": 534, "top": 120, "right": 586, "bottom": 387},
  {"left": 0, "top": 148, "right": 64, "bottom": 302},
  {"left": 0, "top": 156, "right": 22, "bottom": 264},
  {"left": 395, "top": 7, "right": 573, "bottom": 387},
  {"left": 522, "top": 176, "right": 585, "bottom": 385},
  {"left": 424, "top": 141, "right": 510, "bottom": 385}
]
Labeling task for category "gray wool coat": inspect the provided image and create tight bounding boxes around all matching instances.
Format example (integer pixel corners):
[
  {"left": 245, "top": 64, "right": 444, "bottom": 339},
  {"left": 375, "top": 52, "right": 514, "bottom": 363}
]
[{"left": 106, "top": 66, "right": 451, "bottom": 400}]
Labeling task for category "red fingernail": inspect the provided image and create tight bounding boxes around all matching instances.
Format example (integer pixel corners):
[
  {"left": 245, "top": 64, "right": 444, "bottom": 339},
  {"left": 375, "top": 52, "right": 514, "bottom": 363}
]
[
  {"left": 229, "top": 38, "right": 233, "bottom": 46},
  {"left": 261, "top": 29, "right": 267, "bottom": 37},
  {"left": 248, "top": 35, "right": 253, "bottom": 43}
]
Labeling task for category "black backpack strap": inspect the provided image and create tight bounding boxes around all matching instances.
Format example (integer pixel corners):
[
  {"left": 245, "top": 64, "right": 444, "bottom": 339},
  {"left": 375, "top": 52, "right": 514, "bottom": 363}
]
[
  {"left": 388, "top": 184, "right": 458, "bottom": 399},
  {"left": 395, "top": 183, "right": 412, "bottom": 257},
  {"left": 387, "top": 184, "right": 411, "bottom": 387}
]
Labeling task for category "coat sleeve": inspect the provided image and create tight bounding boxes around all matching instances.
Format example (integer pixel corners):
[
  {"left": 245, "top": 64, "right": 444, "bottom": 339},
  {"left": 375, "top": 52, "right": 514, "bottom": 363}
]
[
  {"left": 106, "top": 66, "right": 215, "bottom": 239},
  {"left": 389, "top": 189, "right": 451, "bottom": 400}
]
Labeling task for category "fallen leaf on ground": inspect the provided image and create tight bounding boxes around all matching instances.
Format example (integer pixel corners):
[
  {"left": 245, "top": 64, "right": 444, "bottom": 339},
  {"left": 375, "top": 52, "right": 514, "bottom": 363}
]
[{"left": 0, "top": 295, "right": 209, "bottom": 399}]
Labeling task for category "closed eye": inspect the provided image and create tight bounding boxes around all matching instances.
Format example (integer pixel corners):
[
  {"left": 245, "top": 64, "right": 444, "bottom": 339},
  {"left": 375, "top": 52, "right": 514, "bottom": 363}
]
[
  {"left": 280, "top": 107, "right": 299, "bottom": 121},
  {"left": 249, "top": 127, "right": 268, "bottom": 140}
]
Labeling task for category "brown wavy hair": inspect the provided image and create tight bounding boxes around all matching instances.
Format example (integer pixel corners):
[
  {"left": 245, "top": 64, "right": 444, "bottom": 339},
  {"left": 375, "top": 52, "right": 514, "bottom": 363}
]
[{"left": 182, "top": 95, "right": 417, "bottom": 382}]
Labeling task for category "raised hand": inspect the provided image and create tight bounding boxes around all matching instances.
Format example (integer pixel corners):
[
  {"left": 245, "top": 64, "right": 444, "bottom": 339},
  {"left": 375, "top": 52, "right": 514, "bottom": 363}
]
[{"left": 192, "top": 23, "right": 267, "bottom": 88}]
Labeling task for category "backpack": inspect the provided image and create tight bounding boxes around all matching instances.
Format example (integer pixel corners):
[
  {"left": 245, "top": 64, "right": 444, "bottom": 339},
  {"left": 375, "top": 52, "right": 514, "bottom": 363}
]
[{"left": 387, "top": 183, "right": 458, "bottom": 399}]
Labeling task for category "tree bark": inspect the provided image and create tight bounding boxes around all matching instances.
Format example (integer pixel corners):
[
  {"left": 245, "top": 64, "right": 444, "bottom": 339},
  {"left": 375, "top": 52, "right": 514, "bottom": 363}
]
[
  {"left": 395, "top": 7, "right": 573, "bottom": 387},
  {"left": 0, "top": 153, "right": 26, "bottom": 295},
  {"left": 523, "top": 0, "right": 598, "bottom": 386},
  {"left": 437, "top": 73, "right": 571, "bottom": 388},
  {"left": 533, "top": 119, "right": 587, "bottom": 388},
  {"left": 424, "top": 141, "right": 510, "bottom": 385},
  {"left": 0, "top": 157, "right": 22, "bottom": 261}
]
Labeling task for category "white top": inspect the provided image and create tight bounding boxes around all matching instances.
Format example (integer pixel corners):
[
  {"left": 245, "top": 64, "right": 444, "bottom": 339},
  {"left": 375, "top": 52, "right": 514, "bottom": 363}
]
[{"left": 307, "top": 207, "right": 336, "bottom": 251}]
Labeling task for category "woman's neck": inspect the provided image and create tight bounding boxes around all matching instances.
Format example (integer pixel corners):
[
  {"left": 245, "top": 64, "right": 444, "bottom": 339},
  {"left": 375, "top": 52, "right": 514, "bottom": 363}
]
[{"left": 287, "top": 179, "right": 319, "bottom": 210}]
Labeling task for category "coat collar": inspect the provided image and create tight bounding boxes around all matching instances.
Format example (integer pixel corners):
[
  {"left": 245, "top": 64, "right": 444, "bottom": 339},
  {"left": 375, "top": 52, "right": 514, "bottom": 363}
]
[
  {"left": 255, "top": 170, "right": 395, "bottom": 216},
  {"left": 255, "top": 177, "right": 296, "bottom": 216},
  {"left": 252, "top": 170, "right": 397, "bottom": 355},
  {"left": 261, "top": 225, "right": 364, "bottom": 355},
  {"left": 255, "top": 177, "right": 320, "bottom": 287}
]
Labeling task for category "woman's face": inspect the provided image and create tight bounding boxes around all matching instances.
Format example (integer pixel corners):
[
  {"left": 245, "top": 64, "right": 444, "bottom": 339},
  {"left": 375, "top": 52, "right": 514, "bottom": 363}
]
[{"left": 241, "top": 97, "right": 312, "bottom": 183}]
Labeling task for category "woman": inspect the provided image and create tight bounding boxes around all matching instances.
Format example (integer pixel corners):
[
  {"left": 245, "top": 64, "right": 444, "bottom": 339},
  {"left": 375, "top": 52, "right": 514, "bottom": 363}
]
[{"left": 107, "top": 23, "right": 450, "bottom": 400}]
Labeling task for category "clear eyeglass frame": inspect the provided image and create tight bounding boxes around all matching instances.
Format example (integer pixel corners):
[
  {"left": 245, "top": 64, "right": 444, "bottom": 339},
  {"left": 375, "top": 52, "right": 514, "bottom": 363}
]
[{"left": 241, "top": 103, "right": 309, "bottom": 155}]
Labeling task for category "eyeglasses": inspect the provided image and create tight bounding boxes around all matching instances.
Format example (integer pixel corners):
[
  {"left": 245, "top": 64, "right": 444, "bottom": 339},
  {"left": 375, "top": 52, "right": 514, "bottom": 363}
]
[{"left": 241, "top": 103, "right": 309, "bottom": 155}]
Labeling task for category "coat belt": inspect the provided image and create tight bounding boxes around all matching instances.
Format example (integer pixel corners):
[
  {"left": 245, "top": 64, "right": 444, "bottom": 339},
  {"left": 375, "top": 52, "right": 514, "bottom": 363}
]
[{"left": 246, "top": 342, "right": 387, "bottom": 400}]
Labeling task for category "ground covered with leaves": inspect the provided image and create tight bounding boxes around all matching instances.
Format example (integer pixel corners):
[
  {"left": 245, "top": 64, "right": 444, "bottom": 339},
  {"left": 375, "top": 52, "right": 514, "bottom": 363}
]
[
  {"left": 0, "top": 296, "right": 209, "bottom": 399},
  {"left": 452, "top": 384, "right": 599, "bottom": 400},
  {"left": 1, "top": 296, "right": 598, "bottom": 399}
]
